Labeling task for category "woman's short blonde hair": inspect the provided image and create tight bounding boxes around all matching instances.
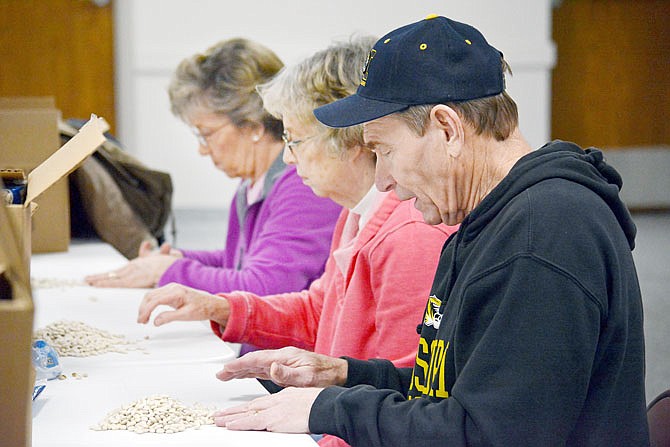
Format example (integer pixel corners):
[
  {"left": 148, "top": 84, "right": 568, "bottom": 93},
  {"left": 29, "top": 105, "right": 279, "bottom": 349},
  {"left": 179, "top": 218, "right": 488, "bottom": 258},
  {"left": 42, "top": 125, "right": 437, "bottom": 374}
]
[
  {"left": 258, "top": 35, "right": 377, "bottom": 156},
  {"left": 168, "top": 38, "right": 284, "bottom": 139}
]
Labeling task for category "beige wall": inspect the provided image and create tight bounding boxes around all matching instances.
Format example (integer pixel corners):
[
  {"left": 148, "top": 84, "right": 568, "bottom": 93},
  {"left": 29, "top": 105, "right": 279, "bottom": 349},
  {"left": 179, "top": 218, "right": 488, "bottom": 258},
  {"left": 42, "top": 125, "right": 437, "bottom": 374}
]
[{"left": 114, "top": 0, "right": 556, "bottom": 209}]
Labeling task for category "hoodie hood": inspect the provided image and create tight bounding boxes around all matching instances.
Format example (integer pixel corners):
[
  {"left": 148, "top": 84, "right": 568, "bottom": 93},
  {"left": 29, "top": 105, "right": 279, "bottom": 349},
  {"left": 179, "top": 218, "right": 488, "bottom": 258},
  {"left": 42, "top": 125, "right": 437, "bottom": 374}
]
[{"left": 462, "top": 140, "right": 637, "bottom": 249}]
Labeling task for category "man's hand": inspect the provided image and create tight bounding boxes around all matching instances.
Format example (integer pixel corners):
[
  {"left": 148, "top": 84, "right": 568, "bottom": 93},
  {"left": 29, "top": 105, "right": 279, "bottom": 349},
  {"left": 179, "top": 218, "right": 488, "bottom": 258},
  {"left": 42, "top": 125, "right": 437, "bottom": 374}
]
[
  {"left": 137, "top": 283, "right": 230, "bottom": 327},
  {"left": 216, "top": 346, "right": 348, "bottom": 388},
  {"left": 213, "top": 387, "right": 322, "bottom": 433}
]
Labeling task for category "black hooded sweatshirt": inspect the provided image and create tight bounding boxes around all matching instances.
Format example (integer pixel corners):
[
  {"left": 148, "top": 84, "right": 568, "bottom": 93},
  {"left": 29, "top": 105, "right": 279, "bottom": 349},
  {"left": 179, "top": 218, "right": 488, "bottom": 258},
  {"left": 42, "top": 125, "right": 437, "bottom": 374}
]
[{"left": 310, "top": 141, "right": 649, "bottom": 446}]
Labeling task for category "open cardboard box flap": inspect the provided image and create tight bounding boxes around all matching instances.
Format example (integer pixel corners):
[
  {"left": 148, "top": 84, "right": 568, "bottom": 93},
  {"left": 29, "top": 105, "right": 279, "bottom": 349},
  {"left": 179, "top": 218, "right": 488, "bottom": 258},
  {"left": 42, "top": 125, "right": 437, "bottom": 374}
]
[
  {"left": 0, "top": 194, "right": 30, "bottom": 289},
  {"left": 0, "top": 187, "right": 35, "bottom": 447},
  {"left": 24, "top": 114, "right": 109, "bottom": 207},
  {"left": 1, "top": 114, "right": 109, "bottom": 272}
]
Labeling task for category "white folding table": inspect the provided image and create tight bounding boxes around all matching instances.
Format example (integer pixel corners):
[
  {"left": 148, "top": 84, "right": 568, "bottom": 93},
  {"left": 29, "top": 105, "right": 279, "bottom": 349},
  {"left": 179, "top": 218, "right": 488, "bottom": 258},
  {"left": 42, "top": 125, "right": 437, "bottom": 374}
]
[{"left": 30, "top": 241, "right": 317, "bottom": 447}]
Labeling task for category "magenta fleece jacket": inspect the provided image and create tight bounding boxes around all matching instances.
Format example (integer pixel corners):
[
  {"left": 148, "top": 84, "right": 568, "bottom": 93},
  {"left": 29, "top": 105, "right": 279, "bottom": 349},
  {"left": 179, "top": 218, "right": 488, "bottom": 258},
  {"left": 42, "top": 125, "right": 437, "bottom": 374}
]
[{"left": 158, "top": 156, "right": 341, "bottom": 296}]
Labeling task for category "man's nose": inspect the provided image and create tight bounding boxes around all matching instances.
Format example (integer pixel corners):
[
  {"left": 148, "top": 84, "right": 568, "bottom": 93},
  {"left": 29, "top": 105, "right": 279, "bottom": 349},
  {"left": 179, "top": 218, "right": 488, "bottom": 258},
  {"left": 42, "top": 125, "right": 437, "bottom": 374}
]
[{"left": 374, "top": 159, "right": 395, "bottom": 192}]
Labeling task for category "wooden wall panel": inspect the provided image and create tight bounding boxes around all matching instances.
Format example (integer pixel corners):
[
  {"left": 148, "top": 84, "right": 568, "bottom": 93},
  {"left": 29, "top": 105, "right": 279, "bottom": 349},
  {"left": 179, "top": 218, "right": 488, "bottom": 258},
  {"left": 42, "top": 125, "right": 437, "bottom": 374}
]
[
  {"left": 552, "top": 0, "right": 670, "bottom": 148},
  {"left": 0, "top": 0, "right": 115, "bottom": 132}
]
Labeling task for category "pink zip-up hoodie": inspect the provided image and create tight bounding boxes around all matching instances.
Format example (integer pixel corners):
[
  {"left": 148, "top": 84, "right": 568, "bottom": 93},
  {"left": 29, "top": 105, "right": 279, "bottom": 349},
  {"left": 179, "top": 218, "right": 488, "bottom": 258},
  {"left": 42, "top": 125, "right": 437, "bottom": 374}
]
[{"left": 212, "top": 192, "right": 457, "bottom": 402}]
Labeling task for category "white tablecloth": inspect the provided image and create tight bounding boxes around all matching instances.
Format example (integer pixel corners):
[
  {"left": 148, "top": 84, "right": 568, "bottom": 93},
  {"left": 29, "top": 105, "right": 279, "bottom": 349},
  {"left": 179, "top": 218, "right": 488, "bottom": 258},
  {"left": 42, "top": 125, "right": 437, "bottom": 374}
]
[{"left": 30, "top": 240, "right": 317, "bottom": 446}]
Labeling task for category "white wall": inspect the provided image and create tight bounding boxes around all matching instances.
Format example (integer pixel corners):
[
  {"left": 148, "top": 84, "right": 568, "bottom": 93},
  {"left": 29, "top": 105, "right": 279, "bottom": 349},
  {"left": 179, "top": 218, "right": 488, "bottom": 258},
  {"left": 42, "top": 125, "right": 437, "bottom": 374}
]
[{"left": 115, "top": 0, "right": 555, "bottom": 209}]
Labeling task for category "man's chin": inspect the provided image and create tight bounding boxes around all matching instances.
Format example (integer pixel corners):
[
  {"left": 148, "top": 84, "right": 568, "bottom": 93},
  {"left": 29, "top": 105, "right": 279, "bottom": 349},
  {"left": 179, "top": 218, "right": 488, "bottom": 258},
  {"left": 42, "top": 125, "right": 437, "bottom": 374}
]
[
  {"left": 422, "top": 214, "right": 444, "bottom": 226},
  {"left": 413, "top": 201, "right": 442, "bottom": 225}
]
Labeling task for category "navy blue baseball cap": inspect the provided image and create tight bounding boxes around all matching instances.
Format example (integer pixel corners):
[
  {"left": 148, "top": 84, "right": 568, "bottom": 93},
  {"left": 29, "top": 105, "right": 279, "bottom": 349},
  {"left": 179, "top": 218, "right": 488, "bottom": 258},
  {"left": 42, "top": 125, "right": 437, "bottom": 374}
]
[{"left": 314, "top": 14, "right": 505, "bottom": 128}]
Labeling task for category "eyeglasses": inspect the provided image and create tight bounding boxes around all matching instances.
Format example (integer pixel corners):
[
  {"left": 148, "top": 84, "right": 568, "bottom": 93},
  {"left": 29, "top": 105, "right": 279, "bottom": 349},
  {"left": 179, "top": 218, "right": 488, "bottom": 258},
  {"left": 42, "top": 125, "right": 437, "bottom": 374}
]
[
  {"left": 282, "top": 130, "right": 316, "bottom": 155},
  {"left": 191, "top": 121, "right": 232, "bottom": 148}
]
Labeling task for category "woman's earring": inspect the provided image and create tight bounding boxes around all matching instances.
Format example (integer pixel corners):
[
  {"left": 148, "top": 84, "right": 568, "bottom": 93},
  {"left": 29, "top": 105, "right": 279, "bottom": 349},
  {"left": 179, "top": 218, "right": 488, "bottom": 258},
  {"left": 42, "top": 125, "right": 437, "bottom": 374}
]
[{"left": 252, "top": 135, "right": 260, "bottom": 142}]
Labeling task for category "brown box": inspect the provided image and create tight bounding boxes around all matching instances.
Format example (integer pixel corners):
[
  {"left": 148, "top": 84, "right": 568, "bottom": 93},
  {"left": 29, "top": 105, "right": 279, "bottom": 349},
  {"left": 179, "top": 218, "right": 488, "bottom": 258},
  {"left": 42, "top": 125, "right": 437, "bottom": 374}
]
[
  {"left": 2, "top": 115, "right": 109, "bottom": 274},
  {"left": 0, "top": 185, "right": 34, "bottom": 447},
  {"left": 0, "top": 97, "right": 69, "bottom": 252}
]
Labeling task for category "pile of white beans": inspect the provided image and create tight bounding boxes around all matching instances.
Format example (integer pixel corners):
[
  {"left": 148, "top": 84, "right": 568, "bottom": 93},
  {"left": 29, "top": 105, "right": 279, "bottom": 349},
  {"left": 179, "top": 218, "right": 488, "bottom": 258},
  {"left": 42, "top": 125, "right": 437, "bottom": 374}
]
[
  {"left": 31, "top": 277, "right": 85, "bottom": 289},
  {"left": 91, "top": 395, "right": 214, "bottom": 434},
  {"left": 34, "top": 320, "right": 141, "bottom": 357}
]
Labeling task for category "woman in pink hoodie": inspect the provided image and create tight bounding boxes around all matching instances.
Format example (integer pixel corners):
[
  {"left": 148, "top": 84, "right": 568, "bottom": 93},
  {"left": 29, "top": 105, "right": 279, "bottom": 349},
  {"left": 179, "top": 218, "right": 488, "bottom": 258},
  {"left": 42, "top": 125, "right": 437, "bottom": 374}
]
[{"left": 137, "top": 37, "right": 458, "bottom": 447}]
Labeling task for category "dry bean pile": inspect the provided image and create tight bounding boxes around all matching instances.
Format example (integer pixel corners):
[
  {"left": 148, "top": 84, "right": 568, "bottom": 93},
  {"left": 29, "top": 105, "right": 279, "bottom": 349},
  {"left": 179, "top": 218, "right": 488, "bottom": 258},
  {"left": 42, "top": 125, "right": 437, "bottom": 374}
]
[
  {"left": 34, "top": 320, "right": 141, "bottom": 357},
  {"left": 31, "top": 277, "right": 85, "bottom": 289},
  {"left": 91, "top": 395, "right": 214, "bottom": 434}
]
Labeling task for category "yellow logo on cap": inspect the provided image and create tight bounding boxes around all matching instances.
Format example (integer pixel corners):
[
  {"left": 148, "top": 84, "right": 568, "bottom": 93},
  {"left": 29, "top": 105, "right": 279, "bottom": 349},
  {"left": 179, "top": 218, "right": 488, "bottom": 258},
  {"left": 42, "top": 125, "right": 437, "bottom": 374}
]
[
  {"left": 360, "top": 48, "right": 376, "bottom": 87},
  {"left": 425, "top": 13, "right": 439, "bottom": 20}
]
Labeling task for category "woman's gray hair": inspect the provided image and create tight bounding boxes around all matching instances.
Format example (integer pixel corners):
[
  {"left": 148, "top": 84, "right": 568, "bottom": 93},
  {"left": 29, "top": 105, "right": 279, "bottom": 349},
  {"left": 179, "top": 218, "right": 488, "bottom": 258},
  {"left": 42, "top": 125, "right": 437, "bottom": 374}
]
[
  {"left": 258, "top": 35, "right": 377, "bottom": 156},
  {"left": 168, "top": 38, "right": 284, "bottom": 140}
]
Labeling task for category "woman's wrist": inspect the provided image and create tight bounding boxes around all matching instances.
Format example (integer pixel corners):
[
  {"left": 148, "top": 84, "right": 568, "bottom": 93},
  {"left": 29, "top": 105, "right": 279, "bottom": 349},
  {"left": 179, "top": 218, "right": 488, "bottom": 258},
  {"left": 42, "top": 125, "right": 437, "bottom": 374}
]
[{"left": 209, "top": 296, "right": 231, "bottom": 327}]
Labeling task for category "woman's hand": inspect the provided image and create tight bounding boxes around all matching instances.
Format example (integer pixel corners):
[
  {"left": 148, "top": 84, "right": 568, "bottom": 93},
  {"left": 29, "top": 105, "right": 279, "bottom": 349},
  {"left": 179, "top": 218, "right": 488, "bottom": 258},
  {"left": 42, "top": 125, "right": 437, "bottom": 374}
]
[
  {"left": 137, "top": 282, "right": 230, "bottom": 327},
  {"left": 85, "top": 241, "right": 182, "bottom": 288},
  {"left": 138, "top": 240, "right": 183, "bottom": 258},
  {"left": 84, "top": 255, "right": 179, "bottom": 288}
]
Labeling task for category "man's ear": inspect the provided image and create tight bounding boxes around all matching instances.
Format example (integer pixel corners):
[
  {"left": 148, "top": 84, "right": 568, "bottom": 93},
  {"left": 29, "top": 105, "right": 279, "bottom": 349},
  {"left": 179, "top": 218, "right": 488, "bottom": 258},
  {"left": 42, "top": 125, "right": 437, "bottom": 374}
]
[{"left": 430, "top": 105, "right": 464, "bottom": 151}]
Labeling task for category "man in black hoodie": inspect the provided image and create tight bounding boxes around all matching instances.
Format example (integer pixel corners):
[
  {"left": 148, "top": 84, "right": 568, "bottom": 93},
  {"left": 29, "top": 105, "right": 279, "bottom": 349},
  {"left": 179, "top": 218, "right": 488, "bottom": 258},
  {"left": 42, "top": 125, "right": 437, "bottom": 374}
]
[{"left": 213, "top": 15, "right": 650, "bottom": 446}]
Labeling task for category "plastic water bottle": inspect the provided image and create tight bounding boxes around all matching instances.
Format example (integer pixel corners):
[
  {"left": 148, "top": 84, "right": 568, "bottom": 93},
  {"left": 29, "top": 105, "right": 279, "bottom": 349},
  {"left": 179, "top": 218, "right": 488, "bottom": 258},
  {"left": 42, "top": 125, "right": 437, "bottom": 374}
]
[{"left": 31, "top": 339, "right": 62, "bottom": 380}]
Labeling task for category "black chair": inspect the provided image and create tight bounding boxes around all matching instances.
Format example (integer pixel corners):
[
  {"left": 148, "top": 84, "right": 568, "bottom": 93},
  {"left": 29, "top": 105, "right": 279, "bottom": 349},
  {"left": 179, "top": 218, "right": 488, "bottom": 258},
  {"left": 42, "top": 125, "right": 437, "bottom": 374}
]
[{"left": 648, "top": 389, "right": 670, "bottom": 447}]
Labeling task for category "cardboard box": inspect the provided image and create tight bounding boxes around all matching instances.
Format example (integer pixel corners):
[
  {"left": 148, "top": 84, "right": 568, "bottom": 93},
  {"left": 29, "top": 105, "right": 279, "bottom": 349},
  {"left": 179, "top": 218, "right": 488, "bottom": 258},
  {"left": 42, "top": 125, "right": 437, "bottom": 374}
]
[
  {"left": 2, "top": 115, "right": 109, "bottom": 274},
  {"left": 0, "top": 97, "right": 69, "bottom": 252},
  {"left": 0, "top": 187, "right": 34, "bottom": 447}
]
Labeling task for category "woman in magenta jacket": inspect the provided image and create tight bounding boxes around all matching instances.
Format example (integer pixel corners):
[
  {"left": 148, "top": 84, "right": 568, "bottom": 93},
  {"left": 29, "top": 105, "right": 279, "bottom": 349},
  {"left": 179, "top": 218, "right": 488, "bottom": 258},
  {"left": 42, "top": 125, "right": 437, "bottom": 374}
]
[
  {"left": 136, "top": 37, "right": 458, "bottom": 447},
  {"left": 85, "top": 38, "right": 340, "bottom": 303}
]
